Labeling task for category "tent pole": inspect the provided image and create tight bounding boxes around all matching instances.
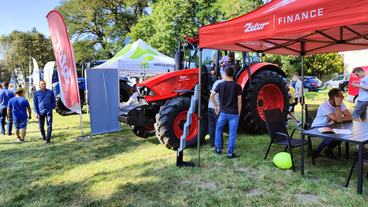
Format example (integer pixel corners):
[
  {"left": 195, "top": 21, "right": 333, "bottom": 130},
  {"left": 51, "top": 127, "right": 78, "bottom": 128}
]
[
  {"left": 300, "top": 41, "right": 305, "bottom": 127},
  {"left": 197, "top": 49, "right": 202, "bottom": 167}
]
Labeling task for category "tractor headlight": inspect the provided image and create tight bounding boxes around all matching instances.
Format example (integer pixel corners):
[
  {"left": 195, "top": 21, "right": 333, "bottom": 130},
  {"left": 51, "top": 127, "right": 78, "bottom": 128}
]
[{"left": 138, "top": 86, "right": 156, "bottom": 96}]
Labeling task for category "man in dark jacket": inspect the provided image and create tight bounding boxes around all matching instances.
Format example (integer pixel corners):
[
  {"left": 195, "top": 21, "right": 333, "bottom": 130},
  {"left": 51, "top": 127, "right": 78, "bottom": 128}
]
[{"left": 34, "top": 80, "right": 56, "bottom": 143}]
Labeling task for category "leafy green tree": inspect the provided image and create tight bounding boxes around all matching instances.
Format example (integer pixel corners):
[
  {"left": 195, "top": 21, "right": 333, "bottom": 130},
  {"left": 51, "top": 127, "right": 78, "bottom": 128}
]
[
  {"left": 129, "top": 0, "right": 262, "bottom": 56},
  {"left": 0, "top": 30, "right": 54, "bottom": 79},
  {"left": 304, "top": 53, "right": 343, "bottom": 79},
  {"left": 58, "top": 0, "right": 151, "bottom": 61}
]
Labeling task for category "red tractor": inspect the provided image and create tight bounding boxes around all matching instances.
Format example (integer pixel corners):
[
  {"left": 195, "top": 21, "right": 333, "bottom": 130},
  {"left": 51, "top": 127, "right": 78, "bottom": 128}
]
[{"left": 119, "top": 39, "right": 288, "bottom": 150}]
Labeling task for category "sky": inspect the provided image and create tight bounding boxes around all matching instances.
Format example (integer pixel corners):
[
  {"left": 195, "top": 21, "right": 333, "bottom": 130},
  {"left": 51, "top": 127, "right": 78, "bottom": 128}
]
[
  {"left": 0, "top": 0, "right": 61, "bottom": 36},
  {"left": 0, "top": 0, "right": 61, "bottom": 59}
]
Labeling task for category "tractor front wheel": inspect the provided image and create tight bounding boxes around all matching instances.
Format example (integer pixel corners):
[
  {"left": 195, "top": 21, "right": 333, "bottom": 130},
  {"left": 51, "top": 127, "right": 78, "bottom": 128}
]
[
  {"left": 240, "top": 70, "right": 288, "bottom": 133},
  {"left": 156, "top": 97, "right": 208, "bottom": 150}
]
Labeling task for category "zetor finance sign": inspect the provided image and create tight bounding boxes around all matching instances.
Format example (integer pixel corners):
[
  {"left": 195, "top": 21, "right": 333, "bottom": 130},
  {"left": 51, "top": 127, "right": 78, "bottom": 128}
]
[
  {"left": 46, "top": 10, "right": 81, "bottom": 113},
  {"left": 243, "top": 0, "right": 324, "bottom": 33}
]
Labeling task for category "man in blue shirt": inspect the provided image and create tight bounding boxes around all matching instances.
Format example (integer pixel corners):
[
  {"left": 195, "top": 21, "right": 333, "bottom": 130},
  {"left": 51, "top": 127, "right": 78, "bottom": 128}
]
[
  {"left": 7, "top": 88, "right": 31, "bottom": 142},
  {"left": 0, "top": 81, "right": 15, "bottom": 135},
  {"left": 34, "top": 80, "right": 56, "bottom": 143}
]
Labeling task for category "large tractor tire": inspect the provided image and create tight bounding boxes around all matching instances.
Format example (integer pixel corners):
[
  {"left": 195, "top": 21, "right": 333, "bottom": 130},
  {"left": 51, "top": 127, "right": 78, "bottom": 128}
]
[
  {"left": 240, "top": 70, "right": 288, "bottom": 133},
  {"left": 120, "top": 80, "right": 133, "bottom": 102},
  {"left": 156, "top": 97, "right": 208, "bottom": 150}
]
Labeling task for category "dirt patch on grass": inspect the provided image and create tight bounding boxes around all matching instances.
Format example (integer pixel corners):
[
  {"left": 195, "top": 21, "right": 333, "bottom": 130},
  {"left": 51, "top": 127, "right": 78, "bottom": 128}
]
[
  {"left": 200, "top": 181, "right": 217, "bottom": 191},
  {"left": 296, "top": 193, "right": 321, "bottom": 204},
  {"left": 246, "top": 188, "right": 264, "bottom": 197}
]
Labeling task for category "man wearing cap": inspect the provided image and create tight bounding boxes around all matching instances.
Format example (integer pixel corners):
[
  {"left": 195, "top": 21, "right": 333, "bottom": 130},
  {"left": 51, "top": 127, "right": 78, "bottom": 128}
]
[
  {"left": 7, "top": 88, "right": 31, "bottom": 142},
  {"left": 0, "top": 81, "right": 15, "bottom": 135},
  {"left": 33, "top": 80, "right": 56, "bottom": 143}
]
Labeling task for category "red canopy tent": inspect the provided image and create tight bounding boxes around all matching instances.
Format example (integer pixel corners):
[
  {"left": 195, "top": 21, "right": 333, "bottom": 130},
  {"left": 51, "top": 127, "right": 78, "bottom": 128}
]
[
  {"left": 199, "top": 0, "right": 368, "bottom": 55},
  {"left": 195, "top": 0, "right": 368, "bottom": 166}
]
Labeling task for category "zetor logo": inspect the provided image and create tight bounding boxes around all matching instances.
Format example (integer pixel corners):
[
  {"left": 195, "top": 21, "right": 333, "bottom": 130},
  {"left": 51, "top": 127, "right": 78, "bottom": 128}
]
[{"left": 244, "top": 22, "right": 270, "bottom": 33}]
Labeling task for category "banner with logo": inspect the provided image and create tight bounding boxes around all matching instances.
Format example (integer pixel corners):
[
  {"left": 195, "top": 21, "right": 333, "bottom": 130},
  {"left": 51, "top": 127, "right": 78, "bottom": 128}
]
[
  {"left": 43, "top": 61, "right": 55, "bottom": 90},
  {"left": 46, "top": 10, "right": 80, "bottom": 113},
  {"left": 199, "top": 0, "right": 368, "bottom": 55},
  {"left": 32, "top": 57, "right": 40, "bottom": 91}
]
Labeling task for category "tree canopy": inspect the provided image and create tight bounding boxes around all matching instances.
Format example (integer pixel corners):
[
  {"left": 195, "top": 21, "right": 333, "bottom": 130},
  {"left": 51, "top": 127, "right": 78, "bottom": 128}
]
[
  {"left": 0, "top": 0, "right": 345, "bottom": 80},
  {"left": 0, "top": 29, "right": 54, "bottom": 80}
]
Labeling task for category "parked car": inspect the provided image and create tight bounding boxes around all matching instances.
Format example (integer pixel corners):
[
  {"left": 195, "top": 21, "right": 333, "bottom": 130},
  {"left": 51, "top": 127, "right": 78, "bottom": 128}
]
[
  {"left": 303, "top": 76, "right": 323, "bottom": 92},
  {"left": 323, "top": 74, "right": 350, "bottom": 89},
  {"left": 346, "top": 66, "right": 368, "bottom": 103},
  {"left": 339, "top": 78, "right": 349, "bottom": 92}
]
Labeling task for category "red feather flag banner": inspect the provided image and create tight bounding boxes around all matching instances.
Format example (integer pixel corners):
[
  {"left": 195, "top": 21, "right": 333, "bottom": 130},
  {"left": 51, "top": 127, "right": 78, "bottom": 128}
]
[{"left": 46, "top": 10, "right": 81, "bottom": 114}]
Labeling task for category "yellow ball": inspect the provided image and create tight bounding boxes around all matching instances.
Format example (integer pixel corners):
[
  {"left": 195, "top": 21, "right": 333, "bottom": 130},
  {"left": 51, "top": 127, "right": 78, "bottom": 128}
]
[{"left": 273, "top": 152, "right": 292, "bottom": 169}]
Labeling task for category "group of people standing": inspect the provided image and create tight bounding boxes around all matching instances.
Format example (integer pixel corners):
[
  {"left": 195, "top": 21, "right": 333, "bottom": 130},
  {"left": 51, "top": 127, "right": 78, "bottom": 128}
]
[{"left": 0, "top": 80, "right": 55, "bottom": 143}]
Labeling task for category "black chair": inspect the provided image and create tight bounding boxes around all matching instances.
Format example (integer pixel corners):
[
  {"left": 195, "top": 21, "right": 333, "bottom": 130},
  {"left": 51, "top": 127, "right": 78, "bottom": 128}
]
[
  {"left": 304, "top": 104, "right": 319, "bottom": 130},
  {"left": 264, "top": 109, "right": 313, "bottom": 172}
]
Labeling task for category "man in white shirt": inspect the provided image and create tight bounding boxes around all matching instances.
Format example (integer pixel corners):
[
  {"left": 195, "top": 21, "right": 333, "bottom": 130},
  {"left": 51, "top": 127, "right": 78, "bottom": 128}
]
[
  {"left": 312, "top": 88, "right": 352, "bottom": 158},
  {"left": 351, "top": 67, "right": 368, "bottom": 121},
  {"left": 208, "top": 75, "right": 224, "bottom": 147},
  {"left": 293, "top": 73, "right": 303, "bottom": 105}
]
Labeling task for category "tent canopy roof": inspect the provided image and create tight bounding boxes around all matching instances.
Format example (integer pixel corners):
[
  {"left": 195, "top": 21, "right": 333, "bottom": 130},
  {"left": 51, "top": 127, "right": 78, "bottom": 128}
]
[{"left": 199, "top": 0, "right": 368, "bottom": 55}]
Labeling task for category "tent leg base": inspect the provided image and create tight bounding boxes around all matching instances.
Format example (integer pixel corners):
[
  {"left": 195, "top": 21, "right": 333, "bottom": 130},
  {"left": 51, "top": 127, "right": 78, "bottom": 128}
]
[{"left": 176, "top": 150, "right": 195, "bottom": 167}]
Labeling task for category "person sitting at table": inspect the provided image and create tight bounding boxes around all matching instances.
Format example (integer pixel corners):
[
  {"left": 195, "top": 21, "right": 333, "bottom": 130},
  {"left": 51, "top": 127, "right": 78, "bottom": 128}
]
[{"left": 312, "top": 88, "right": 353, "bottom": 158}]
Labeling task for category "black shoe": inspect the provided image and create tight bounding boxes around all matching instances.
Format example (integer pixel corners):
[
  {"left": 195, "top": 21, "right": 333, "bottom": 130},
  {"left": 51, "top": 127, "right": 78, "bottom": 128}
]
[
  {"left": 324, "top": 149, "right": 337, "bottom": 159},
  {"left": 8, "top": 133, "right": 12, "bottom": 136},
  {"left": 228, "top": 153, "right": 239, "bottom": 159},
  {"left": 46, "top": 141, "right": 51, "bottom": 144},
  {"left": 1, "top": 132, "right": 5, "bottom": 135},
  {"left": 214, "top": 149, "right": 222, "bottom": 155},
  {"left": 210, "top": 143, "right": 215, "bottom": 147}
]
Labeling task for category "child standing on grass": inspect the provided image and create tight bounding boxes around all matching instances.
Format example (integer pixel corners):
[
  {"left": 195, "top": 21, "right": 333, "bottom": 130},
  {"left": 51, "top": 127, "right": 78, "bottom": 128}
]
[
  {"left": 7, "top": 88, "right": 32, "bottom": 143},
  {"left": 352, "top": 67, "right": 368, "bottom": 121}
]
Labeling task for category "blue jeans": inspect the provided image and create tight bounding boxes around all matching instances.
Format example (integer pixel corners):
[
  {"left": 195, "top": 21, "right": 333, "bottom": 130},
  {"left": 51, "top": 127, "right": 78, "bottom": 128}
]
[
  {"left": 316, "top": 139, "right": 340, "bottom": 154},
  {"left": 0, "top": 108, "right": 12, "bottom": 135},
  {"left": 39, "top": 112, "right": 53, "bottom": 142},
  {"left": 215, "top": 112, "right": 240, "bottom": 155},
  {"left": 352, "top": 100, "right": 368, "bottom": 121}
]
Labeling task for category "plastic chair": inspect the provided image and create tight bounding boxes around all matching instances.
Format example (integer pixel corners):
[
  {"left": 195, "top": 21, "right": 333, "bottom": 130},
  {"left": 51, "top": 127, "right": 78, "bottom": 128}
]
[{"left": 263, "top": 109, "right": 313, "bottom": 172}]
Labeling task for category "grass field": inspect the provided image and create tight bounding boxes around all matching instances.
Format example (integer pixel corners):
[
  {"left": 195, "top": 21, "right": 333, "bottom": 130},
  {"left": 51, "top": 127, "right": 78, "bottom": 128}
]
[{"left": 1, "top": 90, "right": 368, "bottom": 206}]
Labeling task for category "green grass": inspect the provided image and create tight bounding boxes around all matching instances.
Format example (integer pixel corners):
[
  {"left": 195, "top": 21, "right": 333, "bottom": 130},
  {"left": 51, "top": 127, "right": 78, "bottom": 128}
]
[{"left": 1, "top": 92, "right": 368, "bottom": 207}]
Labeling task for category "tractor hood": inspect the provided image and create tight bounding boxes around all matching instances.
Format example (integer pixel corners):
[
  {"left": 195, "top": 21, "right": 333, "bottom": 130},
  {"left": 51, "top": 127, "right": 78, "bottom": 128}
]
[{"left": 137, "top": 68, "right": 199, "bottom": 102}]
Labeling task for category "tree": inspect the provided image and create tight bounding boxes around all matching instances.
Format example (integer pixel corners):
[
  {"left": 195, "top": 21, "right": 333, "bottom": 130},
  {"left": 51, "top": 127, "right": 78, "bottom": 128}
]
[
  {"left": 58, "top": 0, "right": 151, "bottom": 61},
  {"left": 0, "top": 30, "right": 54, "bottom": 79},
  {"left": 129, "top": 0, "right": 262, "bottom": 56},
  {"left": 304, "top": 53, "right": 343, "bottom": 79}
]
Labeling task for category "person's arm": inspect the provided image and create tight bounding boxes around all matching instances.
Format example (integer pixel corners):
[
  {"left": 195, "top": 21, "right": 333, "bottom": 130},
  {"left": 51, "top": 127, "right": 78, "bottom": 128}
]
[
  {"left": 237, "top": 95, "right": 242, "bottom": 115},
  {"left": 33, "top": 93, "right": 40, "bottom": 117},
  {"left": 326, "top": 97, "right": 344, "bottom": 122},
  {"left": 27, "top": 106, "right": 32, "bottom": 119},
  {"left": 210, "top": 91, "right": 219, "bottom": 115},
  {"left": 51, "top": 91, "right": 56, "bottom": 109},
  {"left": 342, "top": 109, "right": 353, "bottom": 122}
]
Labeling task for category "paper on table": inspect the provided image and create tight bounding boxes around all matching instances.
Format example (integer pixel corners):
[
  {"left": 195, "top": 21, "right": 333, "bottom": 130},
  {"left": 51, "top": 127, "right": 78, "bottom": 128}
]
[{"left": 332, "top": 129, "right": 352, "bottom": 135}]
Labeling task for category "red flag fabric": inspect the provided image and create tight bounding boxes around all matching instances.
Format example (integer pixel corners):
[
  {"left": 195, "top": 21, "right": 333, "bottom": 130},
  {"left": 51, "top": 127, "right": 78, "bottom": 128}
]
[
  {"left": 199, "top": 0, "right": 368, "bottom": 55},
  {"left": 46, "top": 10, "right": 81, "bottom": 113}
]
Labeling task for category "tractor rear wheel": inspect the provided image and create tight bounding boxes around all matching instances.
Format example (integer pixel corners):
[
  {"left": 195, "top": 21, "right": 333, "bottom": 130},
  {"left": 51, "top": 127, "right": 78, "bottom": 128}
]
[
  {"left": 156, "top": 97, "right": 208, "bottom": 150},
  {"left": 240, "top": 70, "right": 288, "bottom": 133}
]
